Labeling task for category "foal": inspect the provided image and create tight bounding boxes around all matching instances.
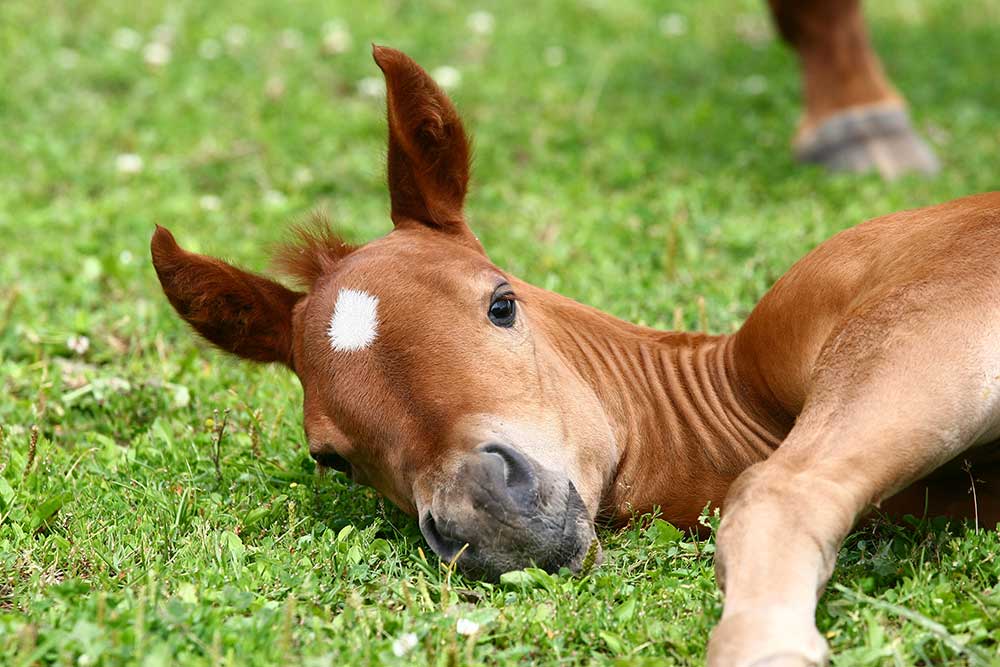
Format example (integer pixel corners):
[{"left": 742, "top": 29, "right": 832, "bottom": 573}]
[{"left": 152, "top": 47, "right": 999, "bottom": 666}]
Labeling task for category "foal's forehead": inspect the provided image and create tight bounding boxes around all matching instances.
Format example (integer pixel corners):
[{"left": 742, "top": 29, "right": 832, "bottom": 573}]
[
  {"left": 321, "top": 231, "right": 499, "bottom": 299},
  {"left": 308, "top": 234, "right": 503, "bottom": 353}
]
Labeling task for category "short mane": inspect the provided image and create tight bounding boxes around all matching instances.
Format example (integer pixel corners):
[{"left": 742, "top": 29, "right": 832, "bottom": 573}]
[{"left": 272, "top": 212, "right": 356, "bottom": 289}]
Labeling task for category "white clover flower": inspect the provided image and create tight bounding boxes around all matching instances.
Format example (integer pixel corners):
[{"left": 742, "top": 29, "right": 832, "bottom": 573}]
[
  {"left": 279, "top": 28, "right": 303, "bottom": 50},
  {"left": 67, "top": 335, "right": 90, "bottom": 356},
  {"left": 265, "top": 75, "right": 286, "bottom": 99},
  {"left": 143, "top": 42, "right": 171, "bottom": 67},
  {"left": 467, "top": 10, "right": 495, "bottom": 35},
  {"left": 293, "top": 167, "right": 313, "bottom": 186},
  {"left": 169, "top": 383, "right": 190, "bottom": 408},
  {"left": 225, "top": 25, "right": 249, "bottom": 48},
  {"left": 356, "top": 76, "right": 384, "bottom": 98},
  {"left": 115, "top": 153, "right": 144, "bottom": 174},
  {"left": 391, "top": 632, "right": 418, "bottom": 657},
  {"left": 659, "top": 13, "right": 688, "bottom": 37},
  {"left": 55, "top": 49, "right": 79, "bottom": 70},
  {"left": 106, "top": 377, "right": 131, "bottom": 393},
  {"left": 199, "top": 194, "right": 221, "bottom": 211},
  {"left": 734, "top": 14, "right": 771, "bottom": 46},
  {"left": 263, "top": 189, "right": 287, "bottom": 208},
  {"left": 544, "top": 45, "right": 565, "bottom": 67},
  {"left": 456, "top": 618, "right": 480, "bottom": 636},
  {"left": 322, "top": 20, "right": 352, "bottom": 55},
  {"left": 82, "top": 257, "right": 102, "bottom": 281},
  {"left": 112, "top": 27, "right": 142, "bottom": 51},
  {"left": 432, "top": 66, "right": 461, "bottom": 90},
  {"left": 741, "top": 74, "right": 768, "bottom": 96}
]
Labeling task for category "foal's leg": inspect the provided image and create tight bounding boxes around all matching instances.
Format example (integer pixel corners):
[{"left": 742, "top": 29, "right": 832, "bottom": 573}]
[
  {"left": 707, "top": 421, "right": 985, "bottom": 666},
  {"left": 767, "top": 0, "right": 939, "bottom": 178},
  {"left": 707, "top": 312, "right": 997, "bottom": 665}
]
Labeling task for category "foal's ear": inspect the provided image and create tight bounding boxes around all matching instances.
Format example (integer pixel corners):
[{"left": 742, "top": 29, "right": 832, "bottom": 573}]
[
  {"left": 372, "top": 45, "right": 481, "bottom": 249},
  {"left": 151, "top": 226, "right": 303, "bottom": 367}
]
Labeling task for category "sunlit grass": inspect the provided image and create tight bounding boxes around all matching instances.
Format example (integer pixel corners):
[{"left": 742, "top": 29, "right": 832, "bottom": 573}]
[{"left": 1, "top": 1, "right": 999, "bottom": 664}]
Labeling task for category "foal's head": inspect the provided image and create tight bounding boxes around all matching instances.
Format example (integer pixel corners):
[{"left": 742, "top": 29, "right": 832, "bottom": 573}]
[{"left": 152, "top": 47, "right": 615, "bottom": 579}]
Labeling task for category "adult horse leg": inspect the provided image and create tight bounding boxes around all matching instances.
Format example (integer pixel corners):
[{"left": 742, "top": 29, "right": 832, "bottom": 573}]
[{"left": 767, "top": 0, "right": 939, "bottom": 178}]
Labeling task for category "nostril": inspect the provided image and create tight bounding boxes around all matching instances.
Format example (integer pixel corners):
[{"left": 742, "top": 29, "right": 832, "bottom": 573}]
[
  {"left": 477, "top": 442, "right": 539, "bottom": 496},
  {"left": 419, "top": 512, "right": 468, "bottom": 562}
]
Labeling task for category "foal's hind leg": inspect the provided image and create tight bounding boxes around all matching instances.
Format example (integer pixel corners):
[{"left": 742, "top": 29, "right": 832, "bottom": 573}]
[
  {"left": 881, "top": 455, "right": 1000, "bottom": 527},
  {"left": 767, "top": 0, "right": 939, "bottom": 178}
]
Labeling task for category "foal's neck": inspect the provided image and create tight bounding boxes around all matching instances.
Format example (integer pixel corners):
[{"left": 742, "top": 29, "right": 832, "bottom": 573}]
[{"left": 541, "top": 294, "right": 791, "bottom": 528}]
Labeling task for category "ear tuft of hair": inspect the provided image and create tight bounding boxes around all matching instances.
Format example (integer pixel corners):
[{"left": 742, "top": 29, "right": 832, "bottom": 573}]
[{"left": 272, "top": 212, "right": 357, "bottom": 289}]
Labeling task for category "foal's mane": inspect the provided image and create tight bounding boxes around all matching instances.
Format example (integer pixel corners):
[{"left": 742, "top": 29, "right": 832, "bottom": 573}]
[{"left": 272, "top": 212, "right": 356, "bottom": 289}]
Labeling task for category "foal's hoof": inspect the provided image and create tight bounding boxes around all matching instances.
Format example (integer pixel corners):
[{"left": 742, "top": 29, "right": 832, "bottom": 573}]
[
  {"left": 794, "top": 105, "right": 940, "bottom": 180},
  {"left": 706, "top": 608, "right": 829, "bottom": 667},
  {"left": 748, "top": 655, "right": 818, "bottom": 667}
]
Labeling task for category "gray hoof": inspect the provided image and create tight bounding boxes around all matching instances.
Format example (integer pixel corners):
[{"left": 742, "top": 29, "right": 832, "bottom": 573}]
[{"left": 794, "top": 105, "right": 940, "bottom": 180}]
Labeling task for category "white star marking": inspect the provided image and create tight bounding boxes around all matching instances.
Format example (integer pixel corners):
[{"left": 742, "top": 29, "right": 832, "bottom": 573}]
[{"left": 327, "top": 288, "right": 379, "bottom": 352}]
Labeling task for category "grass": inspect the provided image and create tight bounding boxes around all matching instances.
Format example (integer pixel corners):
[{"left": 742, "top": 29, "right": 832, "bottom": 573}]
[{"left": 2, "top": 0, "right": 999, "bottom": 664}]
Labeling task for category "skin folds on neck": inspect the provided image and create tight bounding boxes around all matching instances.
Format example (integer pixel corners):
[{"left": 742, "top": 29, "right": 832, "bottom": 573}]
[{"left": 536, "top": 290, "right": 792, "bottom": 529}]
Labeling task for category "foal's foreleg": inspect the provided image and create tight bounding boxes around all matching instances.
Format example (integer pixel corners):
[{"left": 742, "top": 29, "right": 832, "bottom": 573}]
[
  {"left": 766, "top": 0, "right": 939, "bottom": 178},
  {"left": 706, "top": 412, "right": 973, "bottom": 666}
]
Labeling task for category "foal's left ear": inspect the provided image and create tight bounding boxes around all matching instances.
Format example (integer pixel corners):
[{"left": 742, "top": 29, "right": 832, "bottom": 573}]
[
  {"left": 373, "top": 45, "right": 482, "bottom": 251},
  {"left": 151, "top": 226, "right": 304, "bottom": 367}
]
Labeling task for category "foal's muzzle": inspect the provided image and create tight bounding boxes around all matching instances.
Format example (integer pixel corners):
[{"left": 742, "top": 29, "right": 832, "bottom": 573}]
[{"left": 419, "top": 442, "right": 600, "bottom": 581}]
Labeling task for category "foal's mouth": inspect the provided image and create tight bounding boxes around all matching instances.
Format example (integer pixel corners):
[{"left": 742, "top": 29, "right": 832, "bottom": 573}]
[
  {"left": 422, "top": 480, "right": 592, "bottom": 556},
  {"left": 311, "top": 442, "right": 601, "bottom": 580},
  {"left": 417, "top": 443, "right": 601, "bottom": 581}
]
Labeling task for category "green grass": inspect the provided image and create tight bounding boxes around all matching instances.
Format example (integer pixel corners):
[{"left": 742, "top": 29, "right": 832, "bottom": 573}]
[{"left": 2, "top": 1, "right": 999, "bottom": 665}]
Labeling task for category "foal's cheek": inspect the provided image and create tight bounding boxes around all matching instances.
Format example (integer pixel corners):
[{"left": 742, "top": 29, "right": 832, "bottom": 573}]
[
  {"left": 372, "top": 475, "right": 419, "bottom": 516},
  {"left": 545, "top": 382, "right": 617, "bottom": 517}
]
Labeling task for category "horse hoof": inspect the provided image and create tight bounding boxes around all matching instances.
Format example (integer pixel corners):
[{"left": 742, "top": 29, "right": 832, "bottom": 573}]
[
  {"left": 749, "top": 653, "right": 819, "bottom": 667},
  {"left": 706, "top": 608, "right": 829, "bottom": 667},
  {"left": 794, "top": 105, "right": 940, "bottom": 180}
]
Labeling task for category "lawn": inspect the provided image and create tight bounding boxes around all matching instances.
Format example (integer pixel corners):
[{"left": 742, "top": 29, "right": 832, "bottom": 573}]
[{"left": 2, "top": 0, "right": 999, "bottom": 665}]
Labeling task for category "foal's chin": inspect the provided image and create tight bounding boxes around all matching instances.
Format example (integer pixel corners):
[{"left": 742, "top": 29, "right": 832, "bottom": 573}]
[{"left": 415, "top": 442, "right": 602, "bottom": 581}]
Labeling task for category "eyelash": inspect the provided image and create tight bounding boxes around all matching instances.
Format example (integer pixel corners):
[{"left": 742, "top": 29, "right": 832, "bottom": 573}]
[{"left": 488, "top": 289, "right": 517, "bottom": 327}]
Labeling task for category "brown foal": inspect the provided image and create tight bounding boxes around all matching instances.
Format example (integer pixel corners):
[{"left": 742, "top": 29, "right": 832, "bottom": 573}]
[{"left": 152, "top": 47, "right": 998, "bottom": 666}]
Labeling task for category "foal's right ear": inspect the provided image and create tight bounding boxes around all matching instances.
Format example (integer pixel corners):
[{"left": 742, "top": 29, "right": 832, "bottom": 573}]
[
  {"left": 373, "top": 45, "right": 482, "bottom": 251},
  {"left": 151, "top": 226, "right": 304, "bottom": 367}
]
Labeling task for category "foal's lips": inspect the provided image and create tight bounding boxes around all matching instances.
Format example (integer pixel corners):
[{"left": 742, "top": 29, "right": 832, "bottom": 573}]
[
  {"left": 566, "top": 533, "right": 604, "bottom": 571},
  {"left": 420, "top": 471, "right": 600, "bottom": 581},
  {"left": 559, "top": 482, "right": 604, "bottom": 570}
]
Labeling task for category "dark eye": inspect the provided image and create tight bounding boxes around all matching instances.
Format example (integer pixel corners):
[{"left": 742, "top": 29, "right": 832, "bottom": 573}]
[
  {"left": 311, "top": 450, "right": 352, "bottom": 475},
  {"left": 488, "top": 295, "right": 516, "bottom": 327}
]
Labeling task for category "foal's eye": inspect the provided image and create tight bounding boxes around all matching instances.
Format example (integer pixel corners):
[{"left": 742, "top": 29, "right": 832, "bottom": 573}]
[
  {"left": 488, "top": 295, "right": 516, "bottom": 327},
  {"left": 311, "top": 451, "right": 352, "bottom": 476}
]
